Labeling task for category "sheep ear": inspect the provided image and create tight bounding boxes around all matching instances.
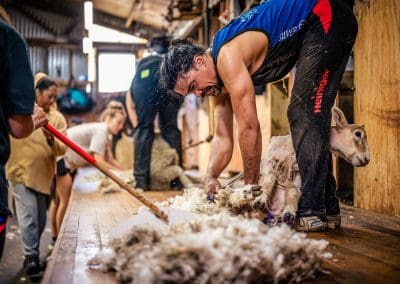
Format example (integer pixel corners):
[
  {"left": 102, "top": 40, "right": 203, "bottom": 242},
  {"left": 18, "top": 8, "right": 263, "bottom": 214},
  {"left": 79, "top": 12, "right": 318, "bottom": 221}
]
[{"left": 331, "top": 106, "right": 348, "bottom": 129}]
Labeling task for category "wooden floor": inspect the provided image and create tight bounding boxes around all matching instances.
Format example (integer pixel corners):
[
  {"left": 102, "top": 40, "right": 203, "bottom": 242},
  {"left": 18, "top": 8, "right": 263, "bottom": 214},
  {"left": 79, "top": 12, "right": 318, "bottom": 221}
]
[{"left": 42, "top": 189, "right": 400, "bottom": 284}]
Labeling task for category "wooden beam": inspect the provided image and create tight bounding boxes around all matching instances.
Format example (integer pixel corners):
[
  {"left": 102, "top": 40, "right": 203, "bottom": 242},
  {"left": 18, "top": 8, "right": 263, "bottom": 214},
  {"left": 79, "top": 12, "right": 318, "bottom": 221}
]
[
  {"left": 26, "top": 38, "right": 81, "bottom": 49},
  {"left": 93, "top": 41, "right": 146, "bottom": 53},
  {"left": 354, "top": 0, "right": 400, "bottom": 216},
  {"left": 171, "top": 16, "right": 204, "bottom": 39},
  {"left": 94, "top": 10, "right": 138, "bottom": 35},
  {"left": 125, "top": 3, "right": 169, "bottom": 30}
]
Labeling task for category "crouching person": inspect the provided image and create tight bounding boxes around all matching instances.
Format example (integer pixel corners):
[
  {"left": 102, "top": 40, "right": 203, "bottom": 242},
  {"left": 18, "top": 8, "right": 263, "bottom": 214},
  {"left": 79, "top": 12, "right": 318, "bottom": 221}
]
[{"left": 6, "top": 73, "right": 67, "bottom": 276}]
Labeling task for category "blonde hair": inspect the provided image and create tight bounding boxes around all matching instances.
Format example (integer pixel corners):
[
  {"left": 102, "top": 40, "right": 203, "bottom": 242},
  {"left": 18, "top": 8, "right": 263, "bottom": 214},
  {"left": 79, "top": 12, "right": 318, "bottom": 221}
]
[
  {"left": 34, "top": 72, "right": 49, "bottom": 88},
  {"left": 100, "top": 100, "right": 127, "bottom": 121}
]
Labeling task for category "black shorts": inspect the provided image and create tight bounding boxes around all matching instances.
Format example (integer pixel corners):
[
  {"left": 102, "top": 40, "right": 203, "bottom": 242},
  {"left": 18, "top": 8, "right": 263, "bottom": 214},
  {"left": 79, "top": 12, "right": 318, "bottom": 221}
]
[{"left": 56, "top": 158, "right": 76, "bottom": 177}]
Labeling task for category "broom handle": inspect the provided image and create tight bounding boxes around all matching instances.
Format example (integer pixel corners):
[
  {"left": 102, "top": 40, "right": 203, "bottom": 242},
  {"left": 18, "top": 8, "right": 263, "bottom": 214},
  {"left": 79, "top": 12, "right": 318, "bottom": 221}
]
[{"left": 44, "top": 123, "right": 168, "bottom": 222}]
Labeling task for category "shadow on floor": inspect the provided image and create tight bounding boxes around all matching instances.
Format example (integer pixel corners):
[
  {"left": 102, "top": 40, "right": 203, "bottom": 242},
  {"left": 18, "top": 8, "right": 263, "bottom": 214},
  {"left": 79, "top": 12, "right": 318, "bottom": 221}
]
[{"left": 0, "top": 213, "right": 52, "bottom": 283}]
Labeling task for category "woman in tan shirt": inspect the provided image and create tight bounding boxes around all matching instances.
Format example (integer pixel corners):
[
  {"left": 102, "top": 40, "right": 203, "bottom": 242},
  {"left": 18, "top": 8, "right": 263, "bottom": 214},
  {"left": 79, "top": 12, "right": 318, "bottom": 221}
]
[{"left": 6, "top": 73, "right": 67, "bottom": 276}]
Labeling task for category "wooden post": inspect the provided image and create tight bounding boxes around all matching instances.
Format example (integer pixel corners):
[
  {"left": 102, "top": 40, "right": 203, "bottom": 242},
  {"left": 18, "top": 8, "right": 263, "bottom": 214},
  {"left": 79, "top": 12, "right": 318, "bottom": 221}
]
[{"left": 353, "top": 0, "right": 400, "bottom": 216}]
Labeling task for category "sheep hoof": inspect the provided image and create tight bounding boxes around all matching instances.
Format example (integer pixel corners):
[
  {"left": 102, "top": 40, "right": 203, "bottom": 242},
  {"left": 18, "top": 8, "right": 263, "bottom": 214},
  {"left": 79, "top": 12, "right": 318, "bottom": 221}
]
[
  {"left": 253, "top": 199, "right": 265, "bottom": 209},
  {"left": 207, "top": 194, "right": 215, "bottom": 203},
  {"left": 283, "top": 213, "right": 295, "bottom": 227},
  {"left": 251, "top": 186, "right": 262, "bottom": 197},
  {"left": 263, "top": 213, "right": 279, "bottom": 227}
]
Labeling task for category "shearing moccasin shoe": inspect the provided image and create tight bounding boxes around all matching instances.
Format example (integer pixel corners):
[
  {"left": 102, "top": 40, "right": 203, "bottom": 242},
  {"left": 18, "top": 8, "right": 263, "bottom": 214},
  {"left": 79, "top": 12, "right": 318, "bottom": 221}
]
[{"left": 295, "top": 215, "right": 326, "bottom": 232}]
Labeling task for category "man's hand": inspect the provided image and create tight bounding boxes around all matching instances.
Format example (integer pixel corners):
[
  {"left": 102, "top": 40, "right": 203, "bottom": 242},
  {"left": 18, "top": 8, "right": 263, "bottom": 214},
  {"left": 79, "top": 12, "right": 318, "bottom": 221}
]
[
  {"left": 205, "top": 177, "right": 221, "bottom": 201},
  {"left": 32, "top": 104, "right": 48, "bottom": 129}
]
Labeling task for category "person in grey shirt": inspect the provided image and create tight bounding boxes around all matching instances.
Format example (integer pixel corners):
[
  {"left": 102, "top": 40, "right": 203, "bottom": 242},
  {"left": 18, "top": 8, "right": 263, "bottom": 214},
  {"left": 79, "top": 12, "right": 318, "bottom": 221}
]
[{"left": 50, "top": 101, "right": 127, "bottom": 242}]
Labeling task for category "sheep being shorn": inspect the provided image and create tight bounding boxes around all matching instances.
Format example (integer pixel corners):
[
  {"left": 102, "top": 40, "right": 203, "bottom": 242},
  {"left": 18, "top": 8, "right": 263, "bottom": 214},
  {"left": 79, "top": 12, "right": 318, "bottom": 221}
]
[
  {"left": 146, "top": 107, "right": 370, "bottom": 227},
  {"left": 89, "top": 215, "right": 331, "bottom": 283},
  {"left": 253, "top": 106, "right": 370, "bottom": 227},
  {"left": 82, "top": 133, "right": 193, "bottom": 193},
  {"left": 87, "top": 107, "right": 364, "bottom": 282}
]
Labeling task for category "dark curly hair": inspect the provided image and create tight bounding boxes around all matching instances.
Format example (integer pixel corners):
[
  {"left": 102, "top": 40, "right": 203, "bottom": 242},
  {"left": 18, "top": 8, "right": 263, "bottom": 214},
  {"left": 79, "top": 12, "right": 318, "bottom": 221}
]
[
  {"left": 36, "top": 77, "right": 57, "bottom": 92},
  {"left": 159, "top": 39, "right": 205, "bottom": 97}
]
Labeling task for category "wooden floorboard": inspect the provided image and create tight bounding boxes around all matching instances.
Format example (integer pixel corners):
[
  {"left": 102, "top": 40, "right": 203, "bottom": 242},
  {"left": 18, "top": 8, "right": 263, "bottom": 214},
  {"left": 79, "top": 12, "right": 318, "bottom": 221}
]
[{"left": 42, "top": 189, "right": 400, "bottom": 284}]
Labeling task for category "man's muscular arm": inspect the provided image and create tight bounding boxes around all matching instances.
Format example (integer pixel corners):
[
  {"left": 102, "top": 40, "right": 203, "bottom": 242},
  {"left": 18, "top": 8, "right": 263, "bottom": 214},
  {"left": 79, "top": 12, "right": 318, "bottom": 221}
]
[
  {"left": 218, "top": 49, "right": 262, "bottom": 185},
  {"left": 204, "top": 94, "right": 234, "bottom": 195}
]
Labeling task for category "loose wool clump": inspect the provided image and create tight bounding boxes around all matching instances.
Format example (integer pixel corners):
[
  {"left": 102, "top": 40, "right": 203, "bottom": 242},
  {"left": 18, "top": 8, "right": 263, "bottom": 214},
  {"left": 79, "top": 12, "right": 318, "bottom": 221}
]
[
  {"left": 88, "top": 215, "right": 331, "bottom": 283},
  {"left": 156, "top": 186, "right": 223, "bottom": 215},
  {"left": 154, "top": 186, "right": 264, "bottom": 219}
]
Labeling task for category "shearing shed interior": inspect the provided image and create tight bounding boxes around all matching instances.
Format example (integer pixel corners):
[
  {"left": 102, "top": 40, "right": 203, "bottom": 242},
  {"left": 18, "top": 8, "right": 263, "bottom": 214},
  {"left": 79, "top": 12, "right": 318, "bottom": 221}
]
[{"left": 0, "top": 0, "right": 399, "bottom": 283}]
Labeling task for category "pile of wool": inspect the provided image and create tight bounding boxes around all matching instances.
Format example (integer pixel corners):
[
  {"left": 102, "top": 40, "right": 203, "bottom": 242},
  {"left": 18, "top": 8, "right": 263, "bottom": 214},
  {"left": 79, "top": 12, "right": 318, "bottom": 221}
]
[
  {"left": 154, "top": 185, "right": 259, "bottom": 217},
  {"left": 155, "top": 186, "right": 224, "bottom": 215},
  {"left": 89, "top": 214, "right": 331, "bottom": 283},
  {"left": 79, "top": 170, "right": 134, "bottom": 193}
]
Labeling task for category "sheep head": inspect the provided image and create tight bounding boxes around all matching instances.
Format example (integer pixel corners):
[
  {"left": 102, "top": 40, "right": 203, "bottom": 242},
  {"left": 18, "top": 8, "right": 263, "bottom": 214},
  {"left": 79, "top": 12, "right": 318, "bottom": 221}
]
[{"left": 329, "top": 106, "right": 370, "bottom": 167}]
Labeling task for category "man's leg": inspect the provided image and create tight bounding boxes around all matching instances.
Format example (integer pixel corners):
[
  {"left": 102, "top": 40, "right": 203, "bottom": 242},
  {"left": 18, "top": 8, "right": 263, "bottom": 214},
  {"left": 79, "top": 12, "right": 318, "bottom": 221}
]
[
  {"left": 133, "top": 93, "right": 157, "bottom": 190},
  {"left": 288, "top": 0, "right": 357, "bottom": 231},
  {"left": 325, "top": 155, "right": 341, "bottom": 228}
]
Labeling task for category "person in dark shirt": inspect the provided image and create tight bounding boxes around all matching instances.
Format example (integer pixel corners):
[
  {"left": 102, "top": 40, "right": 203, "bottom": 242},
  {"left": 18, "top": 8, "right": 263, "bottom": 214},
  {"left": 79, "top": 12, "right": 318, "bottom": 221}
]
[
  {"left": 0, "top": 19, "right": 48, "bottom": 260},
  {"left": 127, "top": 36, "right": 183, "bottom": 191},
  {"left": 160, "top": 0, "right": 358, "bottom": 231}
]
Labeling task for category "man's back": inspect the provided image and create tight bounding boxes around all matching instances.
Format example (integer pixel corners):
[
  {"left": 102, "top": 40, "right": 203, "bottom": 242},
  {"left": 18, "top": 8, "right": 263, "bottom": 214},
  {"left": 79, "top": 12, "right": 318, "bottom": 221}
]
[{"left": 130, "top": 55, "right": 163, "bottom": 104}]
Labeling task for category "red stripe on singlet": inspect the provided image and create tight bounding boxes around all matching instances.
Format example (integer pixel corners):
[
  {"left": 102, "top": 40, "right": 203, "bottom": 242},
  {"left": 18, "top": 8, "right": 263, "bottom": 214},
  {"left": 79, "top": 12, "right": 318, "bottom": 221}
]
[{"left": 312, "top": 0, "right": 332, "bottom": 34}]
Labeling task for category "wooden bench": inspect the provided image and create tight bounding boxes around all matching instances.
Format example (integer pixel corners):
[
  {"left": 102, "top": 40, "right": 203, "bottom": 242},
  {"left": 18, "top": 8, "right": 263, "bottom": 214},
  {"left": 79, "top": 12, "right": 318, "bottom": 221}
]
[{"left": 43, "top": 189, "right": 400, "bottom": 283}]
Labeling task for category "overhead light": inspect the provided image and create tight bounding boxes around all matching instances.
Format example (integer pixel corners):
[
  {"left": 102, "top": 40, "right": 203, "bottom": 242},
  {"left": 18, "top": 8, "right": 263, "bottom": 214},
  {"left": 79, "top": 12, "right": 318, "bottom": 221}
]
[
  {"left": 88, "top": 49, "right": 96, "bottom": 82},
  {"left": 82, "top": 37, "right": 92, "bottom": 54},
  {"left": 84, "top": 1, "right": 93, "bottom": 30}
]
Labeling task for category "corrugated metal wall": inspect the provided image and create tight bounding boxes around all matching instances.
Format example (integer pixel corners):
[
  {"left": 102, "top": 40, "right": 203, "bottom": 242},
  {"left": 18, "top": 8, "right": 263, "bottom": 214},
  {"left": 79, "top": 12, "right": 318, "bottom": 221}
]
[
  {"left": 8, "top": 7, "right": 87, "bottom": 81},
  {"left": 9, "top": 8, "right": 53, "bottom": 39},
  {"left": 29, "top": 46, "right": 46, "bottom": 75},
  {"left": 48, "top": 47, "right": 70, "bottom": 79},
  {"left": 72, "top": 52, "right": 87, "bottom": 80}
]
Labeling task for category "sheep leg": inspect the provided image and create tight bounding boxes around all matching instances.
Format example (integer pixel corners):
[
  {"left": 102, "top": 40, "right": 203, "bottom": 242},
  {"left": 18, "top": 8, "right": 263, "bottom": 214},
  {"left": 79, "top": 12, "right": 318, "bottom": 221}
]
[
  {"left": 282, "top": 183, "right": 301, "bottom": 226},
  {"left": 178, "top": 172, "right": 193, "bottom": 188},
  {"left": 281, "top": 160, "right": 301, "bottom": 226},
  {"left": 254, "top": 157, "right": 290, "bottom": 211},
  {"left": 252, "top": 172, "right": 276, "bottom": 210}
]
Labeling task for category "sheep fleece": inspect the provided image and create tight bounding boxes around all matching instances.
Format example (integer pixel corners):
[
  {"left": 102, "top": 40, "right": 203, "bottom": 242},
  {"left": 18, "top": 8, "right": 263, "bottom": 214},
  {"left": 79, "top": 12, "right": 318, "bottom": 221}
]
[{"left": 89, "top": 215, "right": 331, "bottom": 283}]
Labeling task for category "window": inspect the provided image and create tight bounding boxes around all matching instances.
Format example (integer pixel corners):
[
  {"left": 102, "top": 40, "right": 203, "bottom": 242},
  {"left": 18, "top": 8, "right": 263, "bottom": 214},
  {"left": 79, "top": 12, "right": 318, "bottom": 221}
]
[{"left": 98, "top": 53, "right": 136, "bottom": 93}]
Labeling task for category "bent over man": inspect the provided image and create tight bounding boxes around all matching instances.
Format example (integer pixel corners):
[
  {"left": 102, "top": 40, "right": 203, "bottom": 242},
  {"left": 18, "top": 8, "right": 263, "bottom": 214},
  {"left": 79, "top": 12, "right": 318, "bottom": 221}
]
[{"left": 160, "top": 0, "right": 357, "bottom": 231}]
